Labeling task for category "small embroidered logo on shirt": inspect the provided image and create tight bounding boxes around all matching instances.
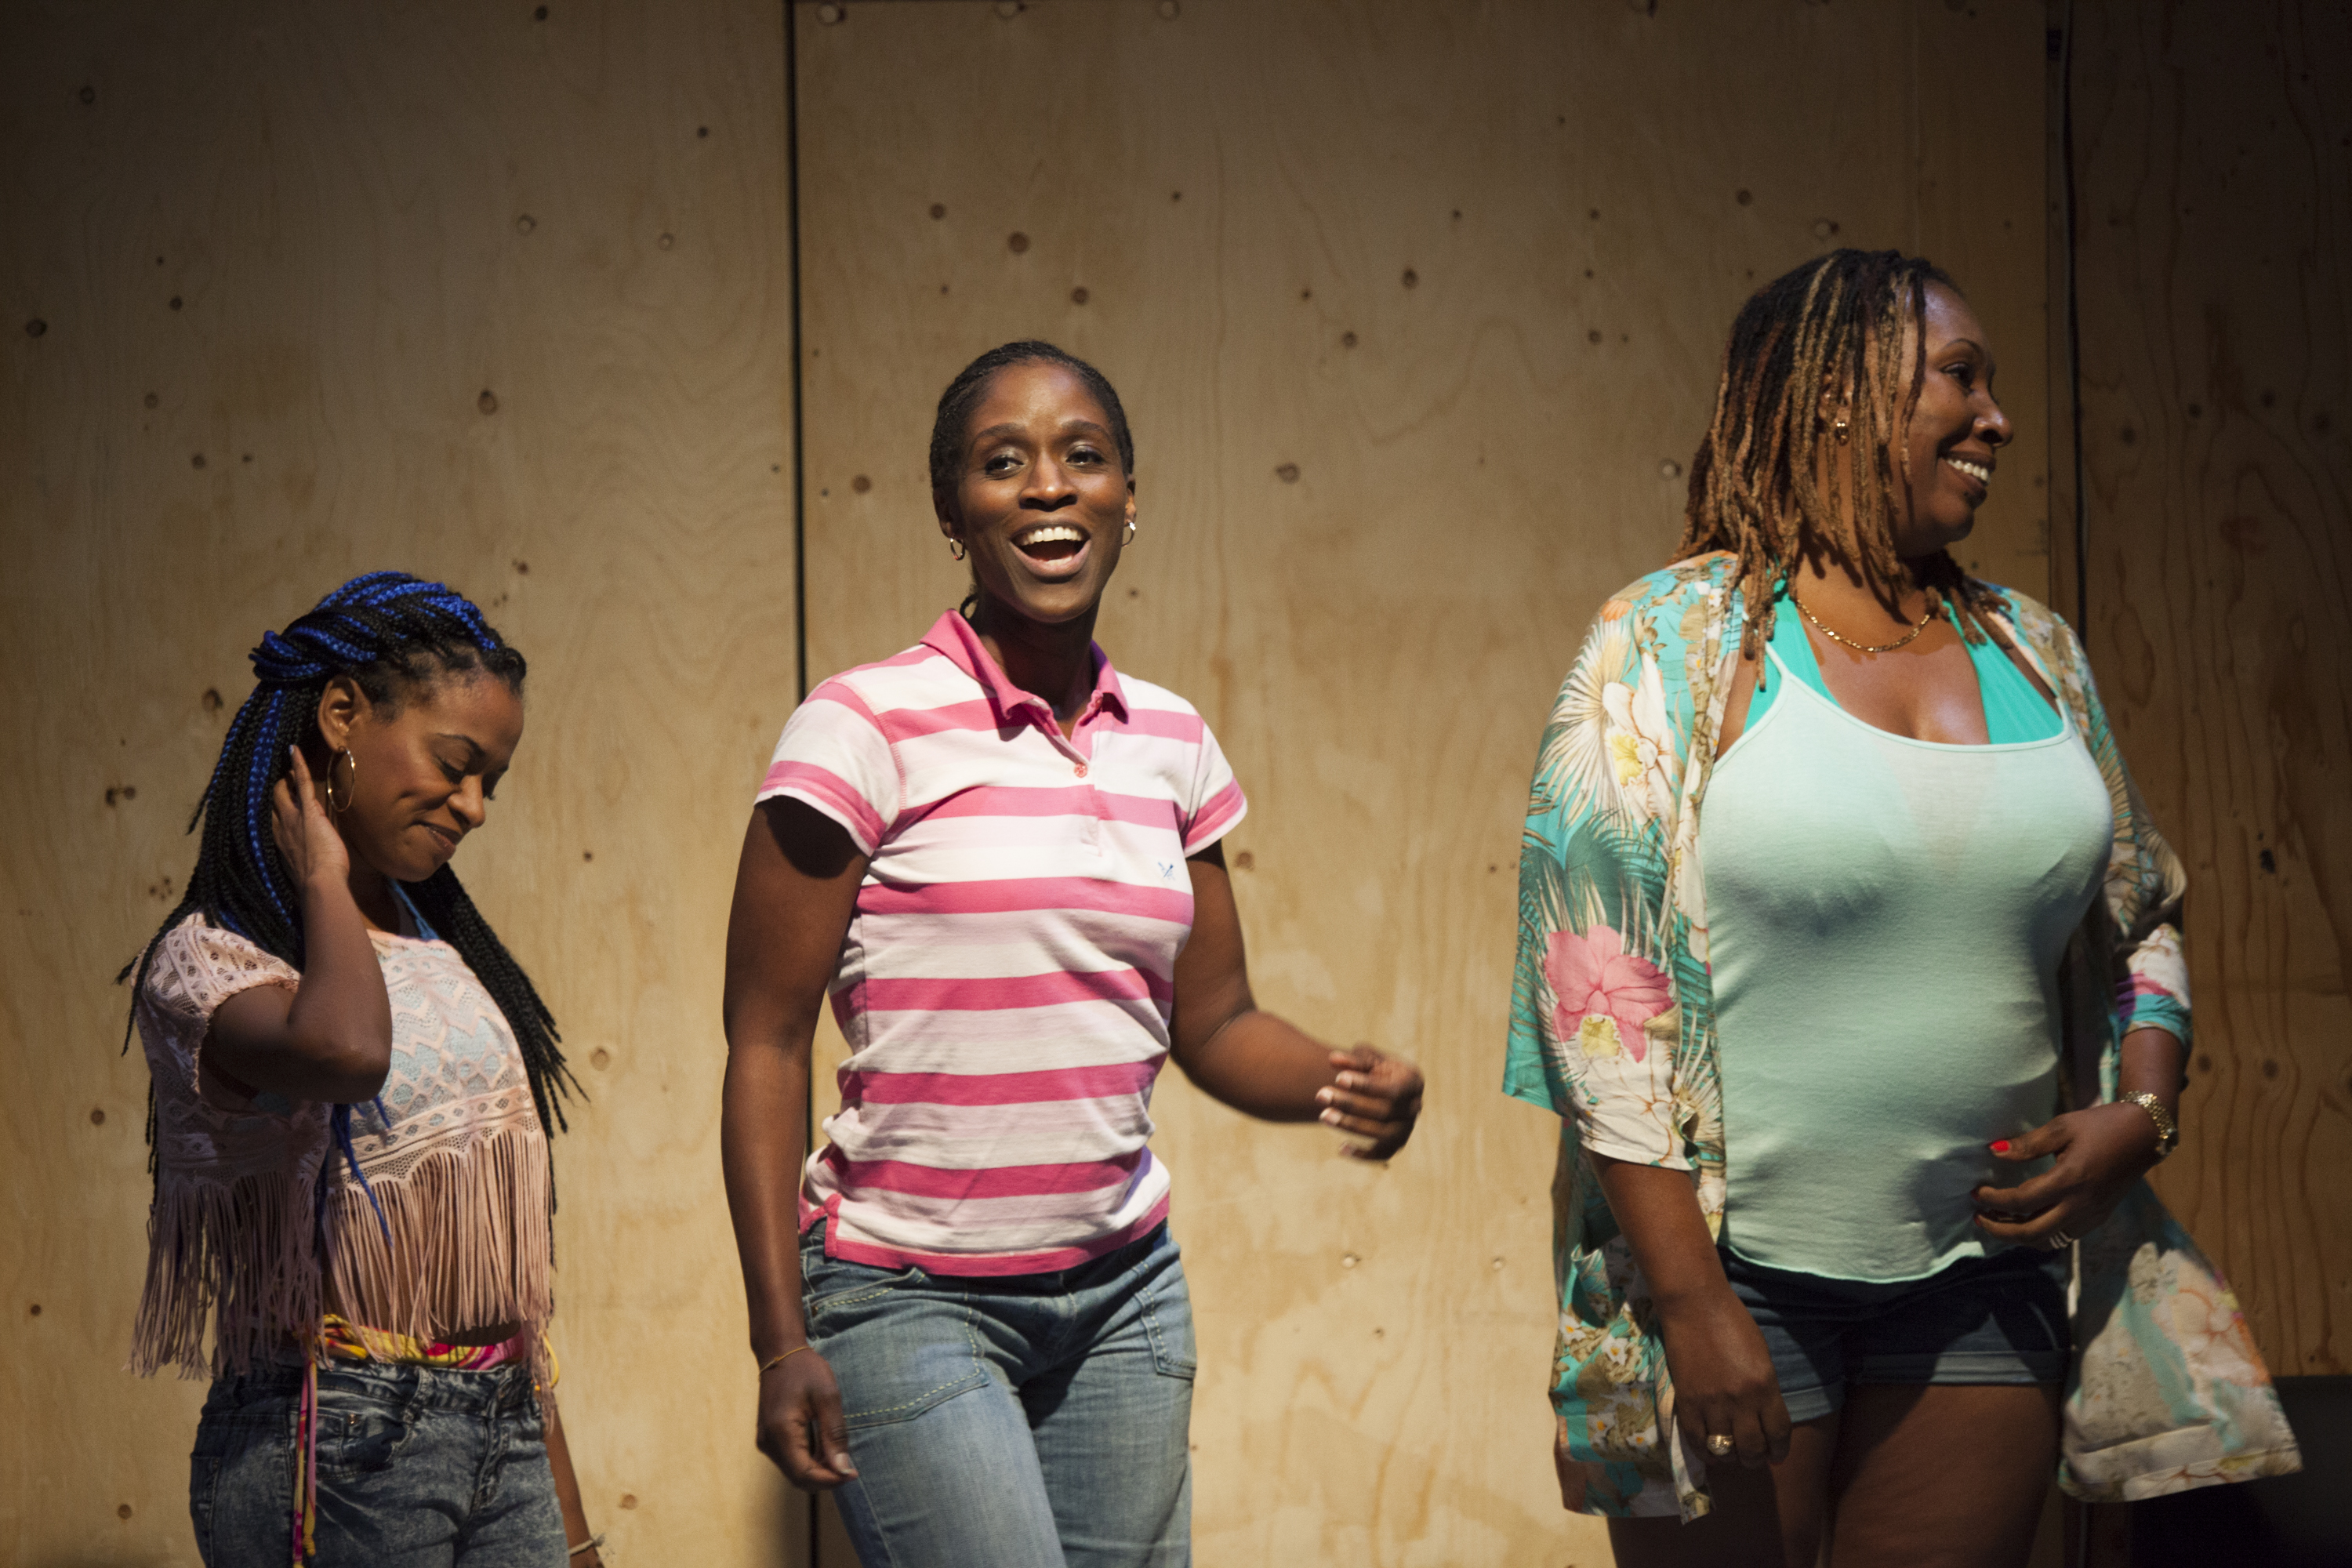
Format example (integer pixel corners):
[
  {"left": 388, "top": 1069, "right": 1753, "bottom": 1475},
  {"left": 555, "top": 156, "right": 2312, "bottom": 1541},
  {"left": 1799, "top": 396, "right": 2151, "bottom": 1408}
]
[{"left": 1157, "top": 861, "right": 1177, "bottom": 878}]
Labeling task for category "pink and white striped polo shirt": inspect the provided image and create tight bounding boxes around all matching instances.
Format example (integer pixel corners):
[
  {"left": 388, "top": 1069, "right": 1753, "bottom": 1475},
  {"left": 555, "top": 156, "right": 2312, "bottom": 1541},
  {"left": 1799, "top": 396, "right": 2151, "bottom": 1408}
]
[{"left": 758, "top": 611, "right": 1247, "bottom": 1274}]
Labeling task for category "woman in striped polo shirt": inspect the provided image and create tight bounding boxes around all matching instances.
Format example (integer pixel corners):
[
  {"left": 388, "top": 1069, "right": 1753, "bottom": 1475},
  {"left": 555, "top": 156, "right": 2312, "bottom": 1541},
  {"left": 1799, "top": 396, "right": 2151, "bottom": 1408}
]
[{"left": 721, "top": 340, "right": 1425, "bottom": 1567}]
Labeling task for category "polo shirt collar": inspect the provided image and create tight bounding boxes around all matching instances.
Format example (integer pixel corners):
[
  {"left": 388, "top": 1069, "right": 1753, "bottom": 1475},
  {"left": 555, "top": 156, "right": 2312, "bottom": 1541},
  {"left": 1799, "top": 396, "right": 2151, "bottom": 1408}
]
[{"left": 921, "top": 610, "right": 1129, "bottom": 727}]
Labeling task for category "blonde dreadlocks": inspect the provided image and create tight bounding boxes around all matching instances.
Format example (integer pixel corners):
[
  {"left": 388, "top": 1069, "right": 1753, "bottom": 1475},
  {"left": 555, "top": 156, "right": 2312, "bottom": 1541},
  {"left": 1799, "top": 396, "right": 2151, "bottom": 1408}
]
[{"left": 1675, "top": 249, "right": 2005, "bottom": 662}]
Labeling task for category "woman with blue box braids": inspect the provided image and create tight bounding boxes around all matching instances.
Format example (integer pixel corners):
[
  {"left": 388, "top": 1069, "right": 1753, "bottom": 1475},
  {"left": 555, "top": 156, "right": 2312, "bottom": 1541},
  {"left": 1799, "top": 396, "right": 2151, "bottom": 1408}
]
[{"left": 120, "top": 571, "right": 606, "bottom": 1566}]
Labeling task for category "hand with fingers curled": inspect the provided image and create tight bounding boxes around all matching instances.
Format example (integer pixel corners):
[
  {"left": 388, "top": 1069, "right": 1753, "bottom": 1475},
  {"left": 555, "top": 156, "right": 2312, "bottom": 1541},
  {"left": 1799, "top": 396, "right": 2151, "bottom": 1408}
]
[
  {"left": 1656, "top": 1286, "right": 1793, "bottom": 1472},
  {"left": 1315, "top": 1045, "right": 1425, "bottom": 1160},
  {"left": 268, "top": 745, "right": 352, "bottom": 891},
  {"left": 756, "top": 1345, "right": 860, "bottom": 1493},
  {"left": 1972, "top": 1101, "right": 2169, "bottom": 1250}
]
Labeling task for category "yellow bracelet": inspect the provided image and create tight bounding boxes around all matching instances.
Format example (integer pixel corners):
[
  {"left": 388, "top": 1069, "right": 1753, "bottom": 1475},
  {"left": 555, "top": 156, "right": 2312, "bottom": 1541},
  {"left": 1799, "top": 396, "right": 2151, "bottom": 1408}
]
[{"left": 758, "top": 1344, "right": 814, "bottom": 1375}]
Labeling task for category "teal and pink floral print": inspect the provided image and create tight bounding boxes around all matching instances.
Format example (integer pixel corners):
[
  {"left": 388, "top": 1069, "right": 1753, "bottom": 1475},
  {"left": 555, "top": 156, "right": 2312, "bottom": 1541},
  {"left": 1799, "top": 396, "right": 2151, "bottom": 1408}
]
[{"left": 1503, "top": 551, "right": 2299, "bottom": 1519}]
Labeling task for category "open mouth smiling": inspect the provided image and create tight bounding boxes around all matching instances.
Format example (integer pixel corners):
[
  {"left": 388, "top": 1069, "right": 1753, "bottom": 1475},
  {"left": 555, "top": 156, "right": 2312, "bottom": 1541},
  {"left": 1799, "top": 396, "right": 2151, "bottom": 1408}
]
[
  {"left": 1944, "top": 455, "right": 1993, "bottom": 486},
  {"left": 1012, "top": 522, "right": 1091, "bottom": 570}
]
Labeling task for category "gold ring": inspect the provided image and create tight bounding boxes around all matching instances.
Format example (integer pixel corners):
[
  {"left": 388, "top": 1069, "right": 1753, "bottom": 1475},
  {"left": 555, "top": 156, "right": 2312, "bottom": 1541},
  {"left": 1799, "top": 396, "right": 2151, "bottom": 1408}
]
[{"left": 1706, "top": 1434, "right": 1734, "bottom": 1457}]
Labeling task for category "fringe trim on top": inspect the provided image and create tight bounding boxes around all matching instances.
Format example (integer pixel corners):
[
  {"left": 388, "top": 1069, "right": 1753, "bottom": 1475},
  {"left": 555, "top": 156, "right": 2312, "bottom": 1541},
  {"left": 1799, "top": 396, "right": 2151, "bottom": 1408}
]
[
  {"left": 131, "top": 1167, "right": 320, "bottom": 1379},
  {"left": 321, "top": 1122, "right": 552, "bottom": 1353},
  {"left": 128, "top": 1126, "right": 554, "bottom": 1380}
]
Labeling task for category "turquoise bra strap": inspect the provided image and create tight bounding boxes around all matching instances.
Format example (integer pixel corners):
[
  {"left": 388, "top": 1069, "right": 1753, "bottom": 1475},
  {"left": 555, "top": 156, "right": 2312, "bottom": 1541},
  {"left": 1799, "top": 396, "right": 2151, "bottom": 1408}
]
[
  {"left": 1743, "top": 594, "right": 2060, "bottom": 743},
  {"left": 1969, "top": 626, "right": 2063, "bottom": 742}
]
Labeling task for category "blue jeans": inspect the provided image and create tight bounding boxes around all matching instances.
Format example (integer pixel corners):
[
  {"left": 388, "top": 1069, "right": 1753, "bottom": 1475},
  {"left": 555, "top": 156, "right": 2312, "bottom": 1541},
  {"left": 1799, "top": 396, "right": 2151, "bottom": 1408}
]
[
  {"left": 189, "top": 1359, "right": 562, "bottom": 1566},
  {"left": 804, "top": 1219, "right": 1196, "bottom": 1568}
]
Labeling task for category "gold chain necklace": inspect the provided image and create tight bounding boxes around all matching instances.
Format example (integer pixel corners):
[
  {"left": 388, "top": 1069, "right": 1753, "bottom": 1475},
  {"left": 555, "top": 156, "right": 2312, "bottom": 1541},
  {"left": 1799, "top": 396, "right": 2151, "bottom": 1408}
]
[{"left": 1791, "top": 592, "right": 1940, "bottom": 653}]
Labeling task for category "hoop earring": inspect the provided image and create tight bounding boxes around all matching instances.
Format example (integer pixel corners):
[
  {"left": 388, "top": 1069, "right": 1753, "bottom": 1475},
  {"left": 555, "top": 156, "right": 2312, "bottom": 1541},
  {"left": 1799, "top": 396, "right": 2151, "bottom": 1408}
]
[
  {"left": 948, "top": 537, "right": 967, "bottom": 561},
  {"left": 1121, "top": 519, "right": 1137, "bottom": 546},
  {"left": 326, "top": 748, "right": 357, "bottom": 814},
  {"left": 1832, "top": 416, "right": 1851, "bottom": 445}
]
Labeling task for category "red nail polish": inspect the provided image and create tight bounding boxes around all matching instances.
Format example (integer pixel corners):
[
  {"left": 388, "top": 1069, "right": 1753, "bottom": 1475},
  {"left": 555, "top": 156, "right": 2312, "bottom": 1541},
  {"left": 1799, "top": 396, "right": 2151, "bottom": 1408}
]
[{"left": 1990, "top": 1140, "right": 2011, "bottom": 1153}]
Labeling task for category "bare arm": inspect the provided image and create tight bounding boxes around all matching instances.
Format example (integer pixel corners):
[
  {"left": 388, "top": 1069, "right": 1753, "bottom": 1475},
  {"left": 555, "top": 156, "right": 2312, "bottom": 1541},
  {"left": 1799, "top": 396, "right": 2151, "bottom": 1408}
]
[
  {"left": 720, "top": 797, "right": 866, "bottom": 1490},
  {"left": 1168, "top": 842, "right": 1423, "bottom": 1159},
  {"left": 204, "top": 746, "right": 393, "bottom": 1104},
  {"left": 1592, "top": 1154, "right": 1791, "bottom": 1468},
  {"left": 543, "top": 1393, "right": 604, "bottom": 1566}
]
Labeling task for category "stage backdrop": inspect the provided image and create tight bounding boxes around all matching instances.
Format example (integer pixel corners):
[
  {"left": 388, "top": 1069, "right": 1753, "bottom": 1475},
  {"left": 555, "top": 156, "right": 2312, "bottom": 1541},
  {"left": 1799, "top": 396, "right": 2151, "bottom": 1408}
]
[
  {"left": 791, "top": 2, "right": 2050, "bottom": 1562},
  {"left": 4, "top": 1, "right": 2072, "bottom": 1564},
  {"left": 2060, "top": 0, "right": 2351, "bottom": 1392},
  {"left": 0, "top": 2, "right": 804, "bottom": 1563}
]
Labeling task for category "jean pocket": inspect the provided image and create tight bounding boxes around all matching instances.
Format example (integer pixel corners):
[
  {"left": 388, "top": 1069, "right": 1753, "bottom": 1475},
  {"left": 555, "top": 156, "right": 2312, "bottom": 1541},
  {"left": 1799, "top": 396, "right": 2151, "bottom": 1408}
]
[
  {"left": 314, "top": 1391, "right": 415, "bottom": 1479},
  {"left": 1140, "top": 1278, "right": 1198, "bottom": 1381},
  {"left": 805, "top": 1258, "right": 927, "bottom": 1319}
]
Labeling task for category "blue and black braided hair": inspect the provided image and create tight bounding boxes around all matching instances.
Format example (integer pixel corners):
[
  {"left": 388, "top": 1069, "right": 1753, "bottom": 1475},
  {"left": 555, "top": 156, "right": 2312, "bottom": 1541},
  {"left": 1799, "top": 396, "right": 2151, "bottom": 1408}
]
[{"left": 121, "top": 571, "right": 579, "bottom": 1179}]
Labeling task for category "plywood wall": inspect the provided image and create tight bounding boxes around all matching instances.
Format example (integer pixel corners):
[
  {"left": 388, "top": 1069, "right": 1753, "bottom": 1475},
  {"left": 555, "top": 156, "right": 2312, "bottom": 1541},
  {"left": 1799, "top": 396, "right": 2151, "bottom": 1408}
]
[
  {"left": 0, "top": 3, "right": 804, "bottom": 1563},
  {"left": 793, "top": 2, "right": 2052, "bottom": 1561},
  {"left": 2066, "top": 0, "right": 2352, "bottom": 1379}
]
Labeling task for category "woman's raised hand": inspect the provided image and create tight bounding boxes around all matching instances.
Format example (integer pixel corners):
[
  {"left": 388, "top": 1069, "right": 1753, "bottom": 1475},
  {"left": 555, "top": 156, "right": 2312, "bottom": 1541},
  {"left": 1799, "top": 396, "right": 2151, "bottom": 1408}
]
[
  {"left": 756, "top": 1348, "right": 860, "bottom": 1492},
  {"left": 1317, "top": 1046, "right": 1425, "bottom": 1160},
  {"left": 1972, "top": 1102, "right": 2165, "bottom": 1248},
  {"left": 268, "top": 746, "right": 350, "bottom": 891}
]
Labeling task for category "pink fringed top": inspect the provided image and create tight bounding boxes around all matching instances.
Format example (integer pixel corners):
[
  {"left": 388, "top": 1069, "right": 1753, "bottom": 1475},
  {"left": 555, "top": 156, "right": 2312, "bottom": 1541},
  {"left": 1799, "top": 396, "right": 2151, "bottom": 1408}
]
[{"left": 130, "top": 914, "right": 552, "bottom": 1377}]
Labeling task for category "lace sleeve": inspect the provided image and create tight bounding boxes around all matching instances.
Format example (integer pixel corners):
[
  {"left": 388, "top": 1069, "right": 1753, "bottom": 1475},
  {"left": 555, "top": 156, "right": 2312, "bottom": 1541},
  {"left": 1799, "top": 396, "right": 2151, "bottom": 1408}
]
[{"left": 140, "top": 917, "right": 301, "bottom": 1096}]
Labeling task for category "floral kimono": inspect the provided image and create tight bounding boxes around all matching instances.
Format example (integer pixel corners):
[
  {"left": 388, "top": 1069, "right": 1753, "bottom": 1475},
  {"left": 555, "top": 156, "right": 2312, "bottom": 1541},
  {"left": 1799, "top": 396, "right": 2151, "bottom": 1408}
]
[{"left": 1504, "top": 550, "right": 2302, "bottom": 1519}]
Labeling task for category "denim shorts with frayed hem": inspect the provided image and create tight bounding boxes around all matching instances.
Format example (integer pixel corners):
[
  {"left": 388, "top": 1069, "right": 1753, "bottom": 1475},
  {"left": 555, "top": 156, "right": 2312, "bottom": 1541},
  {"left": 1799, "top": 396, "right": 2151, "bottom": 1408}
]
[{"left": 1721, "top": 1245, "right": 2071, "bottom": 1425}]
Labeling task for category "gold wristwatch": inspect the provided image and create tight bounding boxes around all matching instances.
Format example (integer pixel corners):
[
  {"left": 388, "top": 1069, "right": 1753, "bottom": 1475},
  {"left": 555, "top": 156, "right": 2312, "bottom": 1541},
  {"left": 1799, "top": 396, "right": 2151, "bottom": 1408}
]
[{"left": 2122, "top": 1091, "right": 2179, "bottom": 1160}]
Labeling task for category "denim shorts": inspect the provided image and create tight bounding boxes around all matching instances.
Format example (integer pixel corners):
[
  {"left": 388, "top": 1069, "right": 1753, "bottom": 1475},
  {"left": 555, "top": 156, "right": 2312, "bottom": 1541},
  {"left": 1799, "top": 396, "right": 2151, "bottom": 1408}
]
[
  {"left": 189, "top": 1358, "right": 561, "bottom": 1566},
  {"left": 1722, "top": 1246, "right": 2071, "bottom": 1424}
]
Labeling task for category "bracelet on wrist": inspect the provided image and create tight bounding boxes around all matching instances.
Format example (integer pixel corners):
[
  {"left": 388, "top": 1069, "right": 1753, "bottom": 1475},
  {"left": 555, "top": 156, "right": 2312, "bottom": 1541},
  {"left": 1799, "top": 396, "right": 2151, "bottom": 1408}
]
[
  {"left": 758, "top": 1344, "right": 813, "bottom": 1375},
  {"left": 2122, "top": 1091, "right": 2180, "bottom": 1160},
  {"left": 568, "top": 1532, "right": 604, "bottom": 1559}
]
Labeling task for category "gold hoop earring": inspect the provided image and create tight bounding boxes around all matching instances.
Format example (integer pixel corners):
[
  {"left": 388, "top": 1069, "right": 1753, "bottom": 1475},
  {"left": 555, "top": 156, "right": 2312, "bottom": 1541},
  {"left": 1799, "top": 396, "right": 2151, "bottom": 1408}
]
[
  {"left": 948, "top": 537, "right": 967, "bottom": 561},
  {"left": 1121, "top": 520, "right": 1137, "bottom": 546},
  {"left": 326, "top": 748, "right": 357, "bottom": 814}
]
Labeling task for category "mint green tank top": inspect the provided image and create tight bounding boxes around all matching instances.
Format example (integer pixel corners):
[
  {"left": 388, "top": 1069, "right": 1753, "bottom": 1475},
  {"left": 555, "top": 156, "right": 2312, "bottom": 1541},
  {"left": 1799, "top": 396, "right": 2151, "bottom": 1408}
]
[{"left": 1701, "top": 601, "right": 2112, "bottom": 1281}]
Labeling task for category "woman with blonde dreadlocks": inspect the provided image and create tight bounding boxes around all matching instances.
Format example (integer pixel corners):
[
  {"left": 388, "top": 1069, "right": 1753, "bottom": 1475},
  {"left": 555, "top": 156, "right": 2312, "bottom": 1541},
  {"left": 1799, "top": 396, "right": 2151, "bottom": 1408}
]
[
  {"left": 122, "top": 572, "right": 608, "bottom": 1566},
  {"left": 1505, "top": 249, "right": 2297, "bottom": 1566}
]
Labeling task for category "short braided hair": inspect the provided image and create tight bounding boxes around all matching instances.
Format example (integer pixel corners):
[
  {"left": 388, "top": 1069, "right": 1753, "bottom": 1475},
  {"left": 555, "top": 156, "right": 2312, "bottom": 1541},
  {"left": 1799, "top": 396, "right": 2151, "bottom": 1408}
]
[
  {"left": 1675, "top": 249, "right": 2004, "bottom": 659},
  {"left": 122, "top": 572, "right": 579, "bottom": 1180},
  {"left": 927, "top": 339, "right": 1134, "bottom": 504}
]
